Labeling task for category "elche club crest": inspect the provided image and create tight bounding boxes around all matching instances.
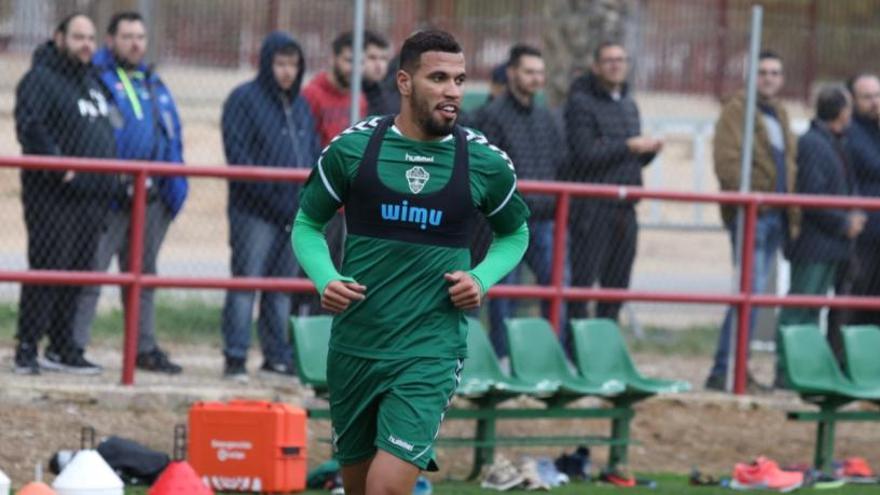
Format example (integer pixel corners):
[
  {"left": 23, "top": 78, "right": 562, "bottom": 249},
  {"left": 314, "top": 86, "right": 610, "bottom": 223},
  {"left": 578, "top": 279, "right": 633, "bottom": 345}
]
[{"left": 405, "top": 166, "right": 430, "bottom": 194}]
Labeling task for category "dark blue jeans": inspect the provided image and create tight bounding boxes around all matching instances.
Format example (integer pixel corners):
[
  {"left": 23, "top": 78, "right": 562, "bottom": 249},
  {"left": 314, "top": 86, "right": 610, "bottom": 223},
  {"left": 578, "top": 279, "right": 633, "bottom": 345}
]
[
  {"left": 221, "top": 209, "right": 298, "bottom": 365},
  {"left": 488, "top": 220, "right": 569, "bottom": 357},
  {"left": 709, "top": 212, "right": 785, "bottom": 378}
]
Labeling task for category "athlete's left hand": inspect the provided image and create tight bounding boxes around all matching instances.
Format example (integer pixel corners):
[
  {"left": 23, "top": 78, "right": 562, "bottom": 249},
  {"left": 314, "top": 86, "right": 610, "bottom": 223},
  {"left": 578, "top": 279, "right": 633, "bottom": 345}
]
[{"left": 444, "top": 271, "right": 482, "bottom": 310}]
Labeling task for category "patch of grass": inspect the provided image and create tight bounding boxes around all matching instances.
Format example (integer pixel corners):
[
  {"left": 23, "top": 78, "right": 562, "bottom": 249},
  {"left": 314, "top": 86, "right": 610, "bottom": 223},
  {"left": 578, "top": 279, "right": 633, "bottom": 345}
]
[
  {"left": 121, "top": 474, "right": 880, "bottom": 494},
  {"left": 624, "top": 324, "right": 718, "bottom": 355}
]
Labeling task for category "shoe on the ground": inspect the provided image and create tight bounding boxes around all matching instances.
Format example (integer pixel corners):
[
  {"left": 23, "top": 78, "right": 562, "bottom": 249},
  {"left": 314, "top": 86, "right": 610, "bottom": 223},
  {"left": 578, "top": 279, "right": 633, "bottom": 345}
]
[
  {"left": 518, "top": 457, "right": 551, "bottom": 491},
  {"left": 13, "top": 344, "right": 40, "bottom": 375},
  {"left": 481, "top": 455, "right": 524, "bottom": 491},
  {"left": 835, "top": 456, "right": 877, "bottom": 483},
  {"left": 535, "top": 457, "right": 568, "bottom": 487},
  {"left": 136, "top": 348, "right": 183, "bottom": 374},
  {"left": 732, "top": 456, "right": 803, "bottom": 492},
  {"left": 40, "top": 348, "right": 103, "bottom": 375},
  {"left": 223, "top": 356, "right": 248, "bottom": 383},
  {"left": 259, "top": 360, "right": 296, "bottom": 377},
  {"left": 600, "top": 465, "right": 636, "bottom": 487},
  {"left": 554, "top": 446, "right": 591, "bottom": 480}
]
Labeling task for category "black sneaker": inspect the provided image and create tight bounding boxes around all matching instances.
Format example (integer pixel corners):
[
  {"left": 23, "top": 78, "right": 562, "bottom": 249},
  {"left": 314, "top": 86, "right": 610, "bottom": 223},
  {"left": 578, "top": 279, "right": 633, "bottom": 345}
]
[
  {"left": 136, "top": 348, "right": 183, "bottom": 375},
  {"left": 13, "top": 345, "right": 40, "bottom": 375},
  {"left": 223, "top": 356, "right": 248, "bottom": 383},
  {"left": 40, "top": 349, "right": 103, "bottom": 375},
  {"left": 259, "top": 361, "right": 296, "bottom": 377}
]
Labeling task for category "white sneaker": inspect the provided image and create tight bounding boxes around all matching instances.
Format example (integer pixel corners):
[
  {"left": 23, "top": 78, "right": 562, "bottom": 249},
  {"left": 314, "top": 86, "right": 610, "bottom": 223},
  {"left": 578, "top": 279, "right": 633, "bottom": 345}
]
[
  {"left": 481, "top": 455, "right": 524, "bottom": 491},
  {"left": 519, "top": 457, "right": 551, "bottom": 491}
]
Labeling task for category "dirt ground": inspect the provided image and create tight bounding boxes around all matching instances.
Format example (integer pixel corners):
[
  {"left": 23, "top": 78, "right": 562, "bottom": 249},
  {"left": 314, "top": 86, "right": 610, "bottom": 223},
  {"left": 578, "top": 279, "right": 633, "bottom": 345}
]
[{"left": 1, "top": 342, "right": 878, "bottom": 487}]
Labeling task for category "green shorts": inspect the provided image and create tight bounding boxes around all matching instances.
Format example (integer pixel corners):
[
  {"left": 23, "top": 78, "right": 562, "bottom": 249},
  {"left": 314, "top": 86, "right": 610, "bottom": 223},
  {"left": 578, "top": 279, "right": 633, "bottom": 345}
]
[{"left": 326, "top": 349, "right": 463, "bottom": 471}]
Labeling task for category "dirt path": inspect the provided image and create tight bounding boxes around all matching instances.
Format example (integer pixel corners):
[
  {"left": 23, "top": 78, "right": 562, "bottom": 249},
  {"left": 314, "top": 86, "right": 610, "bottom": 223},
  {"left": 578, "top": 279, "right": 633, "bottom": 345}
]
[{"left": 1, "top": 344, "right": 878, "bottom": 487}]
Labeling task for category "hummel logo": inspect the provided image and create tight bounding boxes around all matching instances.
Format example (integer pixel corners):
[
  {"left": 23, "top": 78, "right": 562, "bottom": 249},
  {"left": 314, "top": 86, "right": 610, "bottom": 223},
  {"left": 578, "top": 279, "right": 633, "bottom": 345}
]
[
  {"left": 405, "top": 153, "right": 435, "bottom": 163},
  {"left": 388, "top": 434, "right": 414, "bottom": 452}
]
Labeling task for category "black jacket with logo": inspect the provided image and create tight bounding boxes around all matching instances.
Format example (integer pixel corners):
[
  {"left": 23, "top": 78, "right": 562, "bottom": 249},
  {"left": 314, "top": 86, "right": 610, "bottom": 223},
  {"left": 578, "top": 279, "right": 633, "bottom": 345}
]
[{"left": 15, "top": 41, "right": 118, "bottom": 203}]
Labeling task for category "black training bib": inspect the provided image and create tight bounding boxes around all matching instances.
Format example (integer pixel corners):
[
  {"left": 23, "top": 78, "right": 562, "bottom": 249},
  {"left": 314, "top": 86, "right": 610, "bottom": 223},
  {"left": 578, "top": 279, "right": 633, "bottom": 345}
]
[{"left": 345, "top": 116, "right": 476, "bottom": 248}]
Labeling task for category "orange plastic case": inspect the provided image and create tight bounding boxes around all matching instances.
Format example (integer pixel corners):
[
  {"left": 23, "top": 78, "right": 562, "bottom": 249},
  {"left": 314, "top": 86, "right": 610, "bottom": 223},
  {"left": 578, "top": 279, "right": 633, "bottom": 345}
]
[{"left": 188, "top": 400, "right": 307, "bottom": 493}]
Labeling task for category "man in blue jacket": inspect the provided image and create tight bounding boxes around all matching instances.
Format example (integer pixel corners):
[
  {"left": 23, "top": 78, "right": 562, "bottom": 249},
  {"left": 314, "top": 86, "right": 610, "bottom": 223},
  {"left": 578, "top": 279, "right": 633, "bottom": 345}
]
[
  {"left": 220, "top": 31, "right": 320, "bottom": 381},
  {"left": 71, "top": 11, "right": 187, "bottom": 374},
  {"left": 845, "top": 74, "right": 880, "bottom": 326}
]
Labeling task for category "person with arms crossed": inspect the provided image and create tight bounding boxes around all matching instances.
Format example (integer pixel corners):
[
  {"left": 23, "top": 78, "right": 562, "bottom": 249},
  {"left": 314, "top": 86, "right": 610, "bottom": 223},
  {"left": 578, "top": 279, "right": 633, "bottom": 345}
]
[{"left": 292, "top": 30, "right": 529, "bottom": 495}]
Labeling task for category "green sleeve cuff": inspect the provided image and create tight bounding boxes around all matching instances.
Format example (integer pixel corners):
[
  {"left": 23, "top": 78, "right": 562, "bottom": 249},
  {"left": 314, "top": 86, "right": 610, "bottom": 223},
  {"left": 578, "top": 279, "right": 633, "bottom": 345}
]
[
  {"left": 468, "top": 222, "right": 529, "bottom": 295},
  {"left": 291, "top": 210, "right": 354, "bottom": 295}
]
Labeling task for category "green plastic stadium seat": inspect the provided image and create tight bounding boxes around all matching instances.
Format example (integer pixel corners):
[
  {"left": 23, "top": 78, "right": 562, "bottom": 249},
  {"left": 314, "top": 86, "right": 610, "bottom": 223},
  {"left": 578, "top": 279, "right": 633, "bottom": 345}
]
[
  {"left": 290, "top": 315, "right": 332, "bottom": 396},
  {"left": 842, "top": 325, "right": 880, "bottom": 390},
  {"left": 506, "top": 317, "right": 625, "bottom": 400},
  {"left": 570, "top": 319, "right": 691, "bottom": 397},
  {"left": 458, "top": 318, "right": 558, "bottom": 400},
  {"left": 780, "top": 325, "right": 880, "bottom": 402}
]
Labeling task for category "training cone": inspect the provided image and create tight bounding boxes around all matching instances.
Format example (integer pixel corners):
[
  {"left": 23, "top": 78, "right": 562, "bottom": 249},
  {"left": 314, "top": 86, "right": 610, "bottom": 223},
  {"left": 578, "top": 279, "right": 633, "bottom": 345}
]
[
  {"left": 15, "top": 482, "right": 55, "bottom": 495},
  {"left": 0, "top": 467, "right": 10, "bottom": 495},
  {"left": 149, "top": 461, "right": 214, "bottom": 495},
  {"left": 52, "top": 450, "right": 123, "bottom": 495}
]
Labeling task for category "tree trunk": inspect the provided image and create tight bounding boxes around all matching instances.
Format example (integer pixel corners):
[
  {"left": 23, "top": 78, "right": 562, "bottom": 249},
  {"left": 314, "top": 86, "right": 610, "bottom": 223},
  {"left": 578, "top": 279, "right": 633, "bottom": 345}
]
[{"left": 542, "top": 0, "right": 630, "bottom": 106}]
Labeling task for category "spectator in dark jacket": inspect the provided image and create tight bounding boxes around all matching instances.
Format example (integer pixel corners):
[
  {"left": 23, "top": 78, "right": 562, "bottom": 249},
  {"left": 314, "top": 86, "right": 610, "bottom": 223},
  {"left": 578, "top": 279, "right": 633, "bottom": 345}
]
[
  {"left": 71, "top": 11, "right": 186, "bottom": 375},
  {"left": 14, "top": 14, "right": 118, "bottom": 375},
  {"left": 471, "top": 45, "right": 568, "bottom": 357},
  {"left": 561, "top": 42, "right": 662, "bottom": 324},
  {"left": 778, "top": 86, "right": 865, "bottom": 383},
  {"left": 361, "top": 30, "right": 395, "bottom": 116},
  {"left": 220, "top": 31, "right": 320, "bottom": 381},
  {"left": 845, "top": 73, "right": 880, "bottom": 326}
]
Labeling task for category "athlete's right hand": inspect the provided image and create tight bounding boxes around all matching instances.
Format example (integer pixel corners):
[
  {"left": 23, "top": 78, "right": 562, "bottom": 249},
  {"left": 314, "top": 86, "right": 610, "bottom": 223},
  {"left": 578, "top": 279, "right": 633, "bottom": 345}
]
[{"left": 322, "top": 280, "right": 366, "bottom": 313}]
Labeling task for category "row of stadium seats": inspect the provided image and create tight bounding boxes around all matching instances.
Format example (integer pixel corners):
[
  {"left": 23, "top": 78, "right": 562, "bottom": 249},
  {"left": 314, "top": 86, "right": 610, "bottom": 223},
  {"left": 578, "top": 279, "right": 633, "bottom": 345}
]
[
  {"left": 780, "top": 324, "right": 880, "bottom": 473},
  {"left": 289, "top": 315, "right": 692, "bottom": 404},
  {"left": 459, "top": 317, "right": 691, "bottom": 404}
]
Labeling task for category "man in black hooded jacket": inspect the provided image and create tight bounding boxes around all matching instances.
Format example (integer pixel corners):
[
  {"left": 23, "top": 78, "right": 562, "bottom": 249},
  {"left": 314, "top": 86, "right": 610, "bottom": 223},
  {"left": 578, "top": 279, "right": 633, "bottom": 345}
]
[
  {"left": 13, "top": 13, "right": 118, "bottom": 375},
  {"left": 560, "top": 42, "right": 662, "bottom": 326},
  {"left": 220, "top": 31, "right": 320, "bottom": 381}
]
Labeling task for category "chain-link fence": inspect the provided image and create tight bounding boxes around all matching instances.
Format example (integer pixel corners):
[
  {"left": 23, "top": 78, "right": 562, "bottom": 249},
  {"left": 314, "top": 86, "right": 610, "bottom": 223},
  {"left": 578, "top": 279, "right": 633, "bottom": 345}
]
[{"left": 1, "top": 0, "right": 879, "bottom": 390}]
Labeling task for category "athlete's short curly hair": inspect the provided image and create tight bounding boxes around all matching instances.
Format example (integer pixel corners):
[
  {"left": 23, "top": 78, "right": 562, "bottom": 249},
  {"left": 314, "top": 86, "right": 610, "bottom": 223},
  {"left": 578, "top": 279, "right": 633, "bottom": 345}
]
[{"left": 399, "top": 30, "right": 462, "bottom": 74}]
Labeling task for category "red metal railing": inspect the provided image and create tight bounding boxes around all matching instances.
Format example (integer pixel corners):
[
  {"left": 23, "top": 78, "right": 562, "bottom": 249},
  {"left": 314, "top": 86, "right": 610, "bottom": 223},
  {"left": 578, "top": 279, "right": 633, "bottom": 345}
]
[{"left": 3, "top": 155, "right": 880, "bottom": 393}]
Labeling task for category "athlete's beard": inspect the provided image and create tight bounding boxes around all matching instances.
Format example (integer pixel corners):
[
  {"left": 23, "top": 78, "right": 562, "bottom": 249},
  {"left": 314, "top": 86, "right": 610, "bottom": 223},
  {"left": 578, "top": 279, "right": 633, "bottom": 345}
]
[{"left": 412, "top": 84, "right": 456, "bottom": 138}]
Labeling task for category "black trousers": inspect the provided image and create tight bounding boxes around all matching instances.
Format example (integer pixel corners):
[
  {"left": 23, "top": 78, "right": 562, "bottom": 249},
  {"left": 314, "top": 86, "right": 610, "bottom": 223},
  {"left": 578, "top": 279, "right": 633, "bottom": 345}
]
[
  {"left": 567, "top": 200, "right": 637, "bottom": 322},
  {"left": 849, "top": 239, "right": 880, "bottom": 325},
  {"left": 17, "top": 195, "right": 105, "bottom": 358}
]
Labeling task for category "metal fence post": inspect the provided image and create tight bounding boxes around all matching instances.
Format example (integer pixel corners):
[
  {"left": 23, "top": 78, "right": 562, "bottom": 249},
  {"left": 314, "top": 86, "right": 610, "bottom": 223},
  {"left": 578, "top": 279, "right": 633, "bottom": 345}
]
[
  {"left": 121, "top": 168, "right": 148, "bottom": 385},
  {"left": 729, "top": 5, "right": 763, "bottom": 393},
  {"left": 734, "top": 200, "right": 758, "bottom": 394},
  {"left": 550, "top": 192, "right": 570, "bottom": 332}
]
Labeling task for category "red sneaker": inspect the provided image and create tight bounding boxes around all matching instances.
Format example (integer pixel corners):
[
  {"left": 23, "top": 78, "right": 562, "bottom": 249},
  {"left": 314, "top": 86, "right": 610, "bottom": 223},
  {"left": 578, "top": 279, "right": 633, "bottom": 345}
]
[
  {"left": 732, "top": 457, "right": 804, "bottom": 492},
  {"left": 841, "top": 457, "right": 874, "bottom": 478},
  {"left": 600, "top": 466, "right": 636, "bottom": 487}
]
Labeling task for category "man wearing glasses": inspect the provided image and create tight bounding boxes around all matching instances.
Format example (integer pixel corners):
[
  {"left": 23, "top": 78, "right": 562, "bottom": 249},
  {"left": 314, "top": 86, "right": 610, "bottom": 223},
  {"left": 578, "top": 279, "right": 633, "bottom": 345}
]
[
  {"left": 708, "top": 50, "right": 801, "bottom": 391},
  {"left": 560, "top": 41, "right": 662, "bottom": 348}
]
